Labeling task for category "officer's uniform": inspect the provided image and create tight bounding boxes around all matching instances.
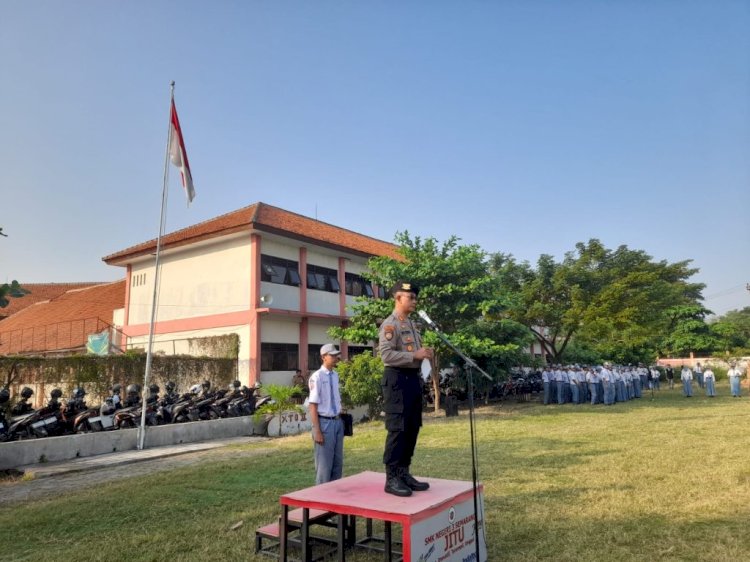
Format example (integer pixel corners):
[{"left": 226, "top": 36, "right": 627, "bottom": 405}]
[{"left": 379, "top": 282, "right": 429, "bottom": 496}]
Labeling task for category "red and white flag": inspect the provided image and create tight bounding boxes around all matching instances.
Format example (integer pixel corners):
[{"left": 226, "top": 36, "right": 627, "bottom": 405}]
[{"left": 169, "top": 99, "right": 195, "bottom": 203}]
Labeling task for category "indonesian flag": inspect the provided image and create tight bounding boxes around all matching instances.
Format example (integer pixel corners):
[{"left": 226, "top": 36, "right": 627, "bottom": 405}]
[{"left": 169, "top": 99, "right": 195, "bottom": 203}]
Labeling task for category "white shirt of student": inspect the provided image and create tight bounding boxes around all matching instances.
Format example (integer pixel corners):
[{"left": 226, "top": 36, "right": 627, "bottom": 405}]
[
  {"left": 704, "top": 369, "right": 715, "bottom": 381},
  {"left": 681, "top": 368, "right": 693, "bottom": 381},
  {"left": 727, "top": 368, "right": 742, "bottom": 379},
  {"left": 308, "top": 367, "right": 342, "bottom": 417}
]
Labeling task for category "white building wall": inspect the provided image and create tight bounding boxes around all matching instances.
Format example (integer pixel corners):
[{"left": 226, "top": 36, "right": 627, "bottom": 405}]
[
  {"left": 307, "top": 290, "right": 340, "bottom": 315},
  {"left": 308, "top": 322, "right": 338, "bottom": 346},
  {"left": 261, "top": 238, "right": 299, "bottom": 261},
  {"left": 306, "top": 250, "right": 338, "bottom": 270},
  {"left": 260, "top": 318, "right": 300, "bottom": 343},
  {"left": 344, "top": 261, "right": 368, "bottom": 275},
  {"left": 128, "top": 236, "right": 251, "bottom": 325},
  {"left": 260, "top": 281, "right": 299, "bottom": 311}
]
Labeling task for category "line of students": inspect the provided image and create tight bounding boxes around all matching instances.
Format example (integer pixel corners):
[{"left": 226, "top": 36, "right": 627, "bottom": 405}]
[
  {"left": 541, "top": 363, "right": 651, "bottom": 406},
  {"left": 543, "top": 362, "right": 745, "bottom": 404}
]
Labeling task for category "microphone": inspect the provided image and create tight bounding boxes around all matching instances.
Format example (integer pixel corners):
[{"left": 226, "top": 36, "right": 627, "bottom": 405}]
[{"left": 417, "top": 310, "right": 437, "bottom": 330}]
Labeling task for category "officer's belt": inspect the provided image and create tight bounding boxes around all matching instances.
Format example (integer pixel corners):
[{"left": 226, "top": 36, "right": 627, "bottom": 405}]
[{"left": 385, "top": 366, "right": 420, "bottom": 376}]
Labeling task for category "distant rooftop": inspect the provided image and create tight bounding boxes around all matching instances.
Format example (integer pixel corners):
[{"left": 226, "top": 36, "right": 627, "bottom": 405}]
[{"left": 0, "top": 282, "right": 104, "bottom": 320}]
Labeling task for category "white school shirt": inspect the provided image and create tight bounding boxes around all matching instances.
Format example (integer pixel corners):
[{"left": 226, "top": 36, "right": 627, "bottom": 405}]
[
  {"left": 308, "top": 367, "right": 342, "bottom": 417},
  {"left": 681, "top": 368, "right": 693, "bottom": 381},
  {"left": 727, "top": 368, "right": 742, "bottom": 379},
  {"left": 703, "top": 369, "right": 715, "bottom": 381}
]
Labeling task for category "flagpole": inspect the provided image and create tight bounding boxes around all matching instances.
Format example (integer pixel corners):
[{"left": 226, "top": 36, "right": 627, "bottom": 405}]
[{"left": 138, "top": 81, "right": 175, "bottom": 451}]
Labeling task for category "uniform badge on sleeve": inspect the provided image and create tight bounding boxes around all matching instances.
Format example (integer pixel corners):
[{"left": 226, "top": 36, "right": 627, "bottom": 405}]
[
  {"left": 384, "top": 325, "right": 394, "bottom": 341},
  {"left": 406, "top": 345, "right": 414, "bottom": 352}
]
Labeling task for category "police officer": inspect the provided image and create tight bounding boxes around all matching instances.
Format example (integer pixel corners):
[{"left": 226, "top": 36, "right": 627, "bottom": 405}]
[{"left": 379, "top": 281, "right": 433, "bottom": 497}]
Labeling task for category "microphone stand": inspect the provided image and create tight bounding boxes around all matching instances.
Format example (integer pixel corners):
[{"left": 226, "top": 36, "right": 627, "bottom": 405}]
[{"left": 423, "top": 320, "right": 491, "bottom": 562}]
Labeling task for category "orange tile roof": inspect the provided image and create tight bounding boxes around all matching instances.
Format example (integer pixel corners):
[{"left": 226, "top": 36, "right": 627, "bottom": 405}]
[
  {"left": 103, "top": 202, "right": 401, "bottom": 265},
  {"left": 0, "top": 280, "right": 126, "bottom": 355},
  {"left": 0, "top": 282, "right": 103, "bottom": 320}
]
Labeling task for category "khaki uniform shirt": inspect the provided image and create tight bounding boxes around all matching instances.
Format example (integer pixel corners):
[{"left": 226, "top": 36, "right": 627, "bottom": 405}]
[{"left": 379, "top": 311, "right": 423, "bottom": 368}]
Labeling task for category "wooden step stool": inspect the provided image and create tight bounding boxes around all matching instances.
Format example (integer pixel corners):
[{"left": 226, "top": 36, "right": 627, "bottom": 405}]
[{"left": 255, "top": 508, "right": 338, "bottom": 560}]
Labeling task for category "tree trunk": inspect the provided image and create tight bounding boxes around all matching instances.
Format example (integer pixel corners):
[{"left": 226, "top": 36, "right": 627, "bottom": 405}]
[{"left": 431, "top": 355, "right": 440, "bottom": 413}]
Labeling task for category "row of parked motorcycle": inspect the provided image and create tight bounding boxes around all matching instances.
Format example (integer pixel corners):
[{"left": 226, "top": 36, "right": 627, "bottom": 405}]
[{"left": 0, "top": 379, "right": 269, "bottom": 442}]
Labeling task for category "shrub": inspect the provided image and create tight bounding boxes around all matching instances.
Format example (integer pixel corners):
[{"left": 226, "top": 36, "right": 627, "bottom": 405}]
[{"left": 337, "top": 351, "right": 384, "bottom": 418}]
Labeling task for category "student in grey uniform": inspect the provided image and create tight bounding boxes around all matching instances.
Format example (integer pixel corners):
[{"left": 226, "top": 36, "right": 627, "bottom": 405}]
[
  {"left": 542, "top": 367, "right": 552, "bottom": 405},
  {"left": 308, "top": 344, "right": 344, "bottom": 484},
  {"left": 555, "top": 365, "right": 568, "bottom": 404},
  {"left": 601, "top": 363, "right": 614, "bottom": 405},
  {"left": 704, "top": 367, "right": 716, "bottom": 397},
  {"left": 568, "top": 366, "right": 579, "bottom": 404},
  {"left": 694, "top": 362, "right": 704, "bottom": 389},
  {"left": 379, "top": 281, "right": 433, "bottom": 497},
  {"left": 681, "top": 365, "right": 693, "bottom": 397},
  {"left": 650, "top": 366, "right": 661, "bottom": 391},
  {"left": 586, "top": 367, "right": 600, "bottom": 405},
  {"left": 576, "top": 366, "right": 588, "bottom": 403},
  {"left": 727, "top": 362, "right": 742, "bottom": 397}
]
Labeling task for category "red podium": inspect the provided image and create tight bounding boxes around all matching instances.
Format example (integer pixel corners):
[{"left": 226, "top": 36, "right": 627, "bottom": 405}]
[{"left": 278, "top": 470, "right": 487, "bottom": 562}]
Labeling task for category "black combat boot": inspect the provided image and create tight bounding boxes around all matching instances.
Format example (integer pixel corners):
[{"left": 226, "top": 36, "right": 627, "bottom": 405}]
[
  {"left": 399, "top": 466, "right": 430, "bottom": 491},
  {"left": 384, "top": 465, "right": 412, "bottom": 497}
]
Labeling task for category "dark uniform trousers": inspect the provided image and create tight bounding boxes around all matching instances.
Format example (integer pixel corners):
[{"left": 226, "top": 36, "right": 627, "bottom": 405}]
[{"left": 382, "top": 366, "right": 423, "bottom": 468}]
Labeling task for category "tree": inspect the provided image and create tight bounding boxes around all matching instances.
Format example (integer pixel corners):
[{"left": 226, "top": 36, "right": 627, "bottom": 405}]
[
  {"left": 492, "top": 239, "right": 707, "bottom": 363},
  {"left": 0, "top": 280, "right": 29, "bottom": 309},
  {"left": 709, "top": 307, "right": 750, "bottom": 355},
  {"left": 330, "top": 232, "right": 532, "bottom": 411},
  {"left": 336, "top": 351, "right": 383, "bottom": 418},
  {"left": 658, "top": 304, "right": 717, "bottom": 357}
]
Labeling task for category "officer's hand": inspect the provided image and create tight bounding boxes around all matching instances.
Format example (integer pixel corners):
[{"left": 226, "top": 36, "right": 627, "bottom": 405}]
[
  {"left": 312, "top": 427, "right": 324, "bottom": 445},
  {"left": 414, "top": 348, "right": 434, "bottom": 360}
]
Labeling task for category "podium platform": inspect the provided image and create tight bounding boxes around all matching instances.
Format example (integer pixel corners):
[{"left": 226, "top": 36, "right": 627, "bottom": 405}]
[{"left": 276, "top": 470, "right": 487, "bottom": 562}]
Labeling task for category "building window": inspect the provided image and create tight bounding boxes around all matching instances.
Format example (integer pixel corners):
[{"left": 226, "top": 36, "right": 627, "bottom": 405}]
[
  {"left": 345, "top": 273, "right": 374, "bottom": 297},
  {"left": 261, "top": 255, "right": 301, "bottom": 287},
  {"left": 307, "top": 264, "right": 340, "bottom": 293},
  {"left": 308, "top": 344, "right": 323, "bottom": 372},
  {"left": 348, "top": 345, "right": 374, "bottom": 358},
  {"left": 260, "top": 343, "right": 299, "bottom": 371}
]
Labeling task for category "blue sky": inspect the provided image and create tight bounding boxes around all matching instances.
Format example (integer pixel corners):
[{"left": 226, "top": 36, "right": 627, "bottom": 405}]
[{"left": 2, "top": 1, "right": 748, "bottom": 315}]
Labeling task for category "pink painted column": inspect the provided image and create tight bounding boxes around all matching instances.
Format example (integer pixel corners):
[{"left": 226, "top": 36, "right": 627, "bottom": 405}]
[
  {"left": 338, "top": 257, "right": 348, "bottom": 359},
  {"left": 299, "top": 248, "right": 308, "bottom": 372},
  {"left": 122, "top": 264, "right": 132, "bottom": 351},
  {"left": 249, "top": 234, "right": 261, "bottom": 385},
  {"left": 300, "top": 318, "right": 309, "bottom": 374}
]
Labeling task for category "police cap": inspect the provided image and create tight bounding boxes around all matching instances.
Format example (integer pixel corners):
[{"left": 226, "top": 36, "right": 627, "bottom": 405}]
[{"left": 391, "top": 281, "right": 420, "bottom": 296}]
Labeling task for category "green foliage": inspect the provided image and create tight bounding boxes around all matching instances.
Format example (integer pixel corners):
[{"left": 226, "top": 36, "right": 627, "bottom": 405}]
[
  {"left": 187, "top": 334, "right": 240, "bottom": 358},
  {"left": 254, "top": 383, "right": 304, "bottom": 436},
  {"left": 0, "top": 280, "right": 29, "bottom": 308},
  {"left": 491, "top": 239, "right": 708, "bottom": 363},
  {"left": 659, "top": 304, "right": 717, "bottom": 357},
  {"left": 336, "top": 351, "right": 383, "bottom": 417},
  {"left": 330, "top": 232, "right": 533, "bottom": 409},
  {"left": 559, "top": 340, "right": 603, "bottom": 366},
  {"left": 710, "top": 307, "right": 750, "bottom": 355},
  {"left": 0, "top": 354, "right": 237, "bottom": 399}
]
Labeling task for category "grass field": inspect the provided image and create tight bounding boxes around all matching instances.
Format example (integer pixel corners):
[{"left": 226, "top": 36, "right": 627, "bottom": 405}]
[{"left": 2, "top": 383, "right": 750, "bottom": 561}]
